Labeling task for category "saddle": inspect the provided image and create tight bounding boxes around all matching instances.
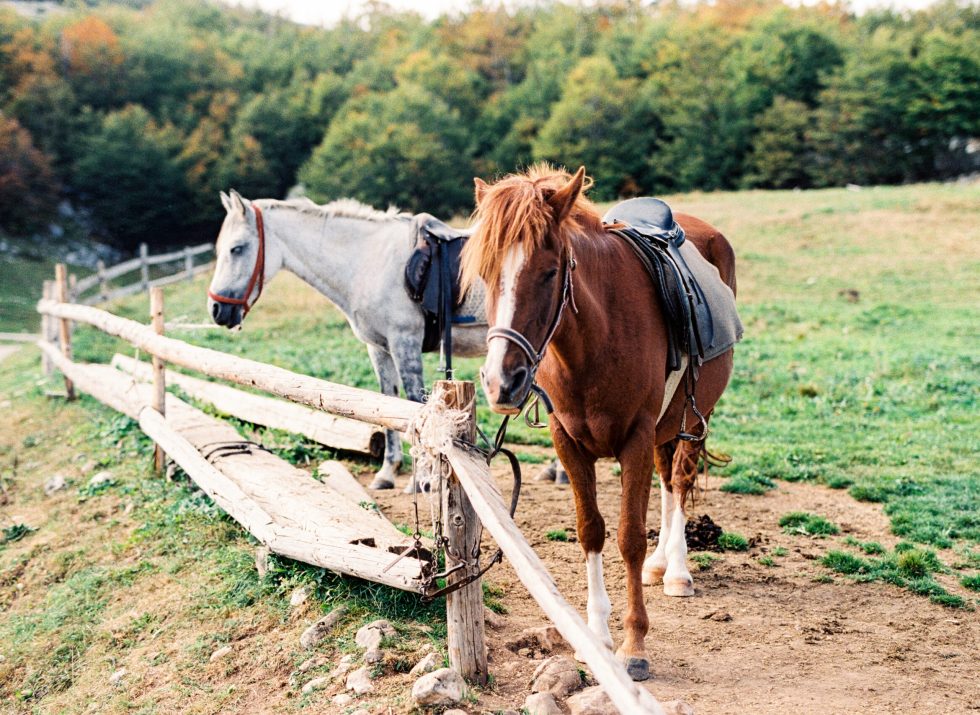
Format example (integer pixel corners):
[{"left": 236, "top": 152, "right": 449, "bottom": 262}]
[
  {"left": 604, "top": 197, "right": 718, "bottom": 372},
  {"left": 404, "top": 213, "right": 472, "bottom": 362}
]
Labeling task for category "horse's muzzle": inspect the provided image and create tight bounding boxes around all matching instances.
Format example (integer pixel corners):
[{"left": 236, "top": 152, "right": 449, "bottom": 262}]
[
  {"left": 481, "top": 364, "right": 530, "bottom": 415},
  {"left": 209, "top": 298, "right": 242, "bottom": 328}
]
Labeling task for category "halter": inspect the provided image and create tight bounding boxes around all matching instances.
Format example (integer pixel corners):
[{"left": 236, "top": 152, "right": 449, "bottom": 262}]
[
  {"left": 486, "top": 250, "right": 577, "bottom": 414},
  {"left": 207, "top": 204, "right": 266, "bottom": 318}
]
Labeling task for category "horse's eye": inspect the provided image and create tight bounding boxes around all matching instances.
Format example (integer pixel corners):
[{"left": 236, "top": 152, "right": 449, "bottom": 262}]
[
  {"left": 542, "top": 268, "right": 558, "bottom": 283},
  {"left": 230, "top": 245, "right": 244, "bottom": 256}
]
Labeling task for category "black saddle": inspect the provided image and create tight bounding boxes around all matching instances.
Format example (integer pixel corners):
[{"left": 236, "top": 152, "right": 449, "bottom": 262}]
[
  {"left": 604, "top": 198, "right": 714, "bottom": 372},
  {"left": 404, "top": 214, "right": 471, "bottom": 367}
]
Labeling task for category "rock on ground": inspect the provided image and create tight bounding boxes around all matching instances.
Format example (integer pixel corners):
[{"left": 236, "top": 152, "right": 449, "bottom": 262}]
[
  {"left": 412, "top": 667, "right": 465, "bottom": 707},
  {"left": 108, "top": 668, "right": 127, "bottom": 686},
  {"left": 332, "top": 693, "right": 353, "bottom": 707},
  {"left": 506, "top": 625, "right": 566, "bottom": 655},
  {"left": 355, "top": 619, "right": 396, "bottom": 663},
  {"left": 524, "top": 691, "right": 563, "bottom": 715},
  {"left": 289, "top": 586, "right": 308, "bottom": 607},
  {"left": 43, "top": 474, "right": 67, "bottom": 495},
  {"left": 299, "top": 606, "right": 348, "bottom": 649},
  {"left": 662, "top": 700, "right": 696, "bottom": 715},
  {"left": 88, "top": 470, "right": 114, "bottom": 488},
  {"left": 345, "top": 666, "right": 374, "bottom": 695},
  {"left": 301, "top": 676, "right": 329, "bottom": 694},
  {"left": 409, "top": 651, "right": 440, "bottom": 676},
  {"left": 567, "top": 685, "right": 612, "bottom": 715},
  {"left": 254, "top": 546, "right": 270, "bottom": 578},
  {"left": 209, "top": 645, "right": 233, "bottom": 662},
  {"left": 530, "top": 654, "right": 584, "bottom": 698}
]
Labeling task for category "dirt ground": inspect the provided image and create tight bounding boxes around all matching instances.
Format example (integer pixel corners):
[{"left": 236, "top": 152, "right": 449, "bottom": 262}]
[{"left": 374, "top": 453, "right": 980, "bottom": 715}]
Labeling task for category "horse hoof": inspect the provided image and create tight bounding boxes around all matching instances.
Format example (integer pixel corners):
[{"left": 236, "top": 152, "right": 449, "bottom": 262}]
[
  {"left": 555, "top": 469, "right": 570, "bottom": 485},
  {"left": 642, "top": 567, "right": 665, "bottom": 586},
  {"left": 535, "top": 463, "right": 557, "bottom": 482},
  {"left": 625, "top": 657, "right": 651, "bottom": 682},
  {"left": 369, "top": 476, "right": 395, "bottom": 490},
  {"left": 663, "top": 578, "right": 695, "bottom": 597}
]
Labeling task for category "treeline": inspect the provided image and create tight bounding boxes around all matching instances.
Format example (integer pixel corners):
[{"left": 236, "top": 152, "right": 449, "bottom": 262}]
[{"left": 1, "top": 0, "right": 978, "bottom": 249}]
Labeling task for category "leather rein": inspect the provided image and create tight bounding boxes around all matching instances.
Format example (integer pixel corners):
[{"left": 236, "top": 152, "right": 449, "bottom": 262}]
[
  {"left": 486, "top": 250, "right": 577, "bottom": 417},
  {"left": 207, "top": 204, "right": 266, "bottom": 317}
]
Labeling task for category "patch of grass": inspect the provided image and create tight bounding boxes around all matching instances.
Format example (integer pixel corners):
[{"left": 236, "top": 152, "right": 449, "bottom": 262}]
[
  {"left": 844, "top": 537, "right": 886, "bottom": 555},
  {"left": 718, "top": 532, "right": 749, "bottom": 551},
  {"left": 515, "top": 452, "right": 547, "bottom": 464},
  {"left": 824, "top": 475, "right": 854, "bottom": 490},
  {"left": 771, "top": 546, "right": 789, "bottom": 557},
  {"left": 959, "top": 574, "right": 980, "bottom": 592},
  {"left": 758, "top": 556, "right": 776, "bottom": 567},
  {"left": 849, "top": 484, "right": 890, "bottom": 503},
  {"left": 779, "top": 511, "right": 840, "bottom": 537},
  {"left": 546, "top": 529, "right": 569, "bottom": 542},
  {"left": 720, "top": 472, "right": 775, "bottom": 495},
  {"left": 1, "top": 523, "right": 37, "bottom": 544},
  {"left": 690, "top": 552, "right": 720, "bottom": 571},
  {"left": 483, "top": 582, "right": 507, "bottom": 615}
]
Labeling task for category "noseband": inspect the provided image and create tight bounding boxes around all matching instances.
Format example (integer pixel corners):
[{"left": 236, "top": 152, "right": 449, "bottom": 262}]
[
  {"left": 207, "top": 204, "right": 266, "bottom": 318},
  {"left": 486, "top": 251, "right": 576, "bottom": 414}
]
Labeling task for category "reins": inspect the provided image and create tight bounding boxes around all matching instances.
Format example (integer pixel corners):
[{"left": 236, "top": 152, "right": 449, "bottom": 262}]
[{"left": 208, "top": 204, "right": 266, "bottom": 317}]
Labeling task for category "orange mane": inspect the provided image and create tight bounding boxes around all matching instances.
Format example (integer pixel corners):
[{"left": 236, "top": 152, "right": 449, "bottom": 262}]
[{"left": 460, "top": 163, "right": 604, "bottom": 294}]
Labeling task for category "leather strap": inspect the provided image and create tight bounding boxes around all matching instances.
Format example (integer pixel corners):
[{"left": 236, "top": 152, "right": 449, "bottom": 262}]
[{"left": 208, "top": 204, "right": 266, "bottom": 317}]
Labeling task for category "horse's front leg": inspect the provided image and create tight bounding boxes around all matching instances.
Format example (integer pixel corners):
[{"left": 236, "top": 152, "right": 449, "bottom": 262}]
[
  {"left": 551, "top": 421, "right": 612, "bottom": 655},
  {"left": 615, "top": 427, "right": 656, "bottom": 681},
  {"left": 389, "top": 338, "right": 428, "bottom": 494},
  {"left": 366, "top": 345, "right": 402, "bottom": 490},
  {"left": 662, "top": 439, "right": 701, "bottom": 597}
]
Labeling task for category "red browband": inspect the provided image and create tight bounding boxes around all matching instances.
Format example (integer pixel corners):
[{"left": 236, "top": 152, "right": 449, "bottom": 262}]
[{"left": 208, "top": 203, "right": 266, "bottom": 317}]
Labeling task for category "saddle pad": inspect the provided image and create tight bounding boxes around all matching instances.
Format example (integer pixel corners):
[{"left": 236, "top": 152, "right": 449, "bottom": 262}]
[{"left": 676, "top": 241, "right": 743, "bottom": 361}]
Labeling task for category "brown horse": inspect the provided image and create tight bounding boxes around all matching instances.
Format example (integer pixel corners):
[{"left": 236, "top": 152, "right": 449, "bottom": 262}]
[{"left": 461, "top": 165, "right": 737, "bottom": 681}]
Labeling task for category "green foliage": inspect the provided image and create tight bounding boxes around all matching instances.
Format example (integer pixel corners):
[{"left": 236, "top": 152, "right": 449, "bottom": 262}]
[
  {"left": 720, "top": 472, "right": 775, "bottom": 495},
  {"left": 1, "top": 523, "right": 37, "bottom": 544},
  {"left": 718, "top": 532, "right": 749, "bottom": 551},
  {"left": 546, "top": 529, "right": 569, "bottom": 542},
  {"left": 690, "top": 552, "right": 720, "bottom": 571},
  {"left": 960, "top": 574, "right": 980, "bottom": 592},
  {"left": 778, "top": 512, "right": 840, "bottom": 537},
  {"left": 0, "top": 114, "right": 59, "bottom": 232}
]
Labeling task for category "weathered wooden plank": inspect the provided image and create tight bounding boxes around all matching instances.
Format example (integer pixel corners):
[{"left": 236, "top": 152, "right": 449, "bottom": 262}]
[
  {"left": 112, "top": 353, "right": 385, "bottom": 458},
  {"left": 445, "top": 443, "right": 666, "bottom": 715},
  {"left": 37, "top": 299, "right": 421, "bottom": 432},
  {"left": 0, "top": 332, "right": 40, "bottom": 342},
  {"left": 54, "top": 265, "right": 74, "bottom": 400}
]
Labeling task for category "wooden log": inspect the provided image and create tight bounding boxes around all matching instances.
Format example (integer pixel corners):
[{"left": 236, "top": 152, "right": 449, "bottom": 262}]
[
  {"left": 36, "top": 346, "right": 425, "bottom": 591},
  {"left": 429, "top": 380, "right": 487, "bottom": 684},
  {"left": 184, "top": 246, "right": 193, "bottom": 280},
  {"left": 40, "top": 281, "right": 54, "bottom": 375},
  {"left": 150, "top": 287, "right": 166, "bottom": 473},
  {"left": 0, "top": 332, "right": 40, "bottom": 342},
  {"left": 73, "top": 272, "right": 100, "bottom": 294},
  {"left": 37, "top": 299, "right": 421, "bottom": 432},
  {"left": 112, "top": 354, "right": 385, "bottom": 458},
  {"left": 54, "top": 265, "right": 74, "bottom": 400},
  {"left": 445, "top": 443, "right": 667, "bottom": 715},
  {"left": 139, "top": 243, "right": 149, "bottom": 290}
]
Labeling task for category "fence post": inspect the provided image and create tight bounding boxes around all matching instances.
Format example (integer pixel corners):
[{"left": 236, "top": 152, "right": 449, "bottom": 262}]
[
  {"left": 97, "top": 259, "right": 108, "bottom": 302},
  {"left": 432, "top": 379, "right": 488, "bottom": 685},
  {"left": 54, "top": 264, "right": 75, "bottom": 400},
  {"left": 41, "top": 280, "right": 54, "bottom": 376},
  {"left": 140, "top": 243, "right": 150, "bottom": 291},
  {"left": 184, "top": 246, "right": 193, "bottom": 281},
  {"left": 150, "top": 287, "right": 166, "bottom": 473}
]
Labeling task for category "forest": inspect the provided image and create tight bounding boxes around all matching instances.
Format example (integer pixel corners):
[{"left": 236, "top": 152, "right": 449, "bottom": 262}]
[{"left": 1, "top": 0, "right": 978, "bottom": 250}]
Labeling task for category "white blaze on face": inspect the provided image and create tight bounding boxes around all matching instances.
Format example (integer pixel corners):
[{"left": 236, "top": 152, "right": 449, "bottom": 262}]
[{"left": 483, "top": 245, "right": 525, "bottom": 400}]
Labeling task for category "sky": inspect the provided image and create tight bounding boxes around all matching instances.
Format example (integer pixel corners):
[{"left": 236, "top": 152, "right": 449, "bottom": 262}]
[{"left": 224, "top": 0, "right": 943, "bottom": 27}]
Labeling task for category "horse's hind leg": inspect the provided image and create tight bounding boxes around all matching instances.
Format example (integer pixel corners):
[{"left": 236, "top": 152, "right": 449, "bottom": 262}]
[
  {"left": 366, "top": 345, "right": 402, "bottom": 490},
  {"left": 642, "top": 441, "right": 677, "bottom": 585},
  {"left": 389, "top": 338, "right": 430, "bottom": 494},
  {"left": 551, "top": 422, "right": 612, "bottom": 655},
  {"left": 616, "top": 426, "right": 656, "bottom": 681},
  {"left": 662, "top": 438, "right": 702, "bottom": 597}
]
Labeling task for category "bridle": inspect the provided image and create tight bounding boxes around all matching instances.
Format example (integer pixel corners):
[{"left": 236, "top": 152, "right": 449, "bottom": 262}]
[
  {"left": 207, "top": 204, "right": 266, "bottom": 318},
  {"left": 486, "top": 248, "right": 577, "bottom": 416}
]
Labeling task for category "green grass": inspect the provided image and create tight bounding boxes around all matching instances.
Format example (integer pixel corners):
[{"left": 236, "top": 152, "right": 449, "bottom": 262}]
[
  {"left": 690, "top": 552, "right": 721, "bottom": 570},
  {"left": 959, "top": 574, "right": 980, "bottom": 592},
  {"left": 718, "top": 532, "right": 749, "bottom": 551},
  {"left": 546, "top": 529, "right": 569, "bottom": 542},
  {"left": 719, "top": 471, "right": 775, "bottom": 495},
  {"left": 778, "top": 511, "right": 840, "bottom": 537}
]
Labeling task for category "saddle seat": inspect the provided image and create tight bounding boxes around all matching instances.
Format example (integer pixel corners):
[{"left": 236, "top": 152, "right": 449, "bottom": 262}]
[{"left": 604, "top": 197, "right": 684, "bottom": 246}]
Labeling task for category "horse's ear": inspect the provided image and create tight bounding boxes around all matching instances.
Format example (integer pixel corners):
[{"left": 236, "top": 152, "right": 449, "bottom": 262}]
[
  {"left": 228, "top": 189, "right": 249, "bottom": 217},
  {"left": 548, "top": 166, "right": 586, "bottom": 224},
  {"left": 220, "top": 191, "right": 232, "bottom": 213},
  {"left": 473, "top": 177, "right": 489, "bottom": 205}
]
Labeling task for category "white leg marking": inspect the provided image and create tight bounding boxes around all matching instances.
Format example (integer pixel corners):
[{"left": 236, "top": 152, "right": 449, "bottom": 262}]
[
  {"left": 662, "top": 497, "right": 694, "bottom": 597},
  {"left": 584, "top": 552, "right": 613, "bottom": 652},
  {"left": 482, "top": 246, "right": 525, "bottom": 398},
  {"left": 643, "top": 481, "right": 673, "bottom": 584}
]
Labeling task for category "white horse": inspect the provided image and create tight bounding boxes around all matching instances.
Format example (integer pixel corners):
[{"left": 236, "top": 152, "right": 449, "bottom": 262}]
[{"left": 206, "top": 190, "right": 489, "bottom": 490}]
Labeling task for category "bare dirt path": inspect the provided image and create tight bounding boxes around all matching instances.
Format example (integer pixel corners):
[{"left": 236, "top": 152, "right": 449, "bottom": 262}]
[{"left": 372, "top": 456, "right": 979, "bottom": 715}]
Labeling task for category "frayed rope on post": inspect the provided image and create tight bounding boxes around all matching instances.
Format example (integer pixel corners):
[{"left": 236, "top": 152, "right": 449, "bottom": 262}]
[{"left": 405, "top": 395, "right": 472, "bottom": 479}]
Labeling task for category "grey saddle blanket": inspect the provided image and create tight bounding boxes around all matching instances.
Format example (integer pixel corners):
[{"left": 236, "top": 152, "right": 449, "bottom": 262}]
[{"left": 604, "top": 197, "right": 743, "bottom": 368}]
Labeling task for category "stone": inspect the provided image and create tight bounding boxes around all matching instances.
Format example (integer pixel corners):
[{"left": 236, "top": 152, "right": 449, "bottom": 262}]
[
  {"left": 567, "top": 685, "right": 613, "bottom": 715},
  {"left": 289, "top": 586, "right": 309, "bottom": 607},
  {"left": 329, "top": 654, "right": 357, "bottom": 683},
  {"left": 663, "top": 700, "right": 696, "bottom": 715},
  {"left": 484, "top": 606, "right": 505, "bottom": 629},
  {"left": 332, "top": 693, "right": 353, "bottom": 707},
  {"left": 44, "top": 474, "right": 67, "bottom": 495},
  {"left": 411, "top": 667, "right": 464, "bottom": 707},
  {"left": 530, "top": 655, "right": 583, "bottom": 698},
  {"left": 108, "top": 668, "right": 127, "bottom": 686},
  {"left": 299, "top": 606, "right": 348, "bottom": 649},
  {"left": 254, "top": 546, "right": 269, "bottom": 578},
  {"left": 88, "top": 470, "right": 113, "bottom": 488},
  {"left": 81, "top": 459, "right": 98, "bottom": 474},
  {"left": 345, "top": 666, "right": 374, "bottom": 695},
  {"left": 408, "top": 651, "right": 440, "bottom": 676},
  {"left": 507, "top": 626, "right": 565, "bottom": 654},
  {"left": 443, "top": 710, "right": 469, "bottom": 715},
  {"left": 700, "top": 610, "right": 732, "bottom": 622},
  {"left": 209, "top": 645, "right": 233, "bottom": 662},
  {"left": 349, "top": 710, "right": 370, "bottom": 715},
  {"left": 355, "top": 619, "right": 396, "bottom": 663},
  {"left": 301, "top": 676, "right": 329, "bottom": 694},
  {"left": 524, "top": 692, "right": 563, "bottom": 715}
]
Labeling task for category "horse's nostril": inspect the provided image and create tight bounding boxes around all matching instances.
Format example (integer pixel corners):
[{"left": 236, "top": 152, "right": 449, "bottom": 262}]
[{"left": 211, "top": 302, "right": 220, "bottom": 319}]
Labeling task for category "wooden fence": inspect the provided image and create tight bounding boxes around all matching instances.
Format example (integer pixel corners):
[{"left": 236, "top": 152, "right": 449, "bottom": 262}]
[
  {"left": 71, "top": 242, "right": 213, "bottom": 305},
  {"left": 36, "top": 264, "right": 666, "bottom": 715}
]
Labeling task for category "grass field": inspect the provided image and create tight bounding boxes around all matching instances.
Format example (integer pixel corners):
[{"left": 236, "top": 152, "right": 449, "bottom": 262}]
[{"left": 1, "top": 181, "right": 978, "bottom": 710}]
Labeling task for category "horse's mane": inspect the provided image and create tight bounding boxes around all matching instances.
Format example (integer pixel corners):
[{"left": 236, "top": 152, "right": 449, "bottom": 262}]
[
  {"left": 264, "top": 197, "right": 410, "bottom": 222},
  {"left": 461, "top": 163, "right": 604, "bottom": 294}
]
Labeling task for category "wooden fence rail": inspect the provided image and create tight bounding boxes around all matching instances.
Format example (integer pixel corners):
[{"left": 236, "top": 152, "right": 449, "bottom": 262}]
[{"left": 72, "top": 242, "right": 212, "bottom": 304}]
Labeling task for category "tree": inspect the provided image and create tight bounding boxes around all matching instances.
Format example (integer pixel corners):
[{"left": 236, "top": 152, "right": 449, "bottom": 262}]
[
  {"left": 59, "top": 16, "right": 125, "bottom": 109},
  {"left": 0, "top": 114, "right": 59, "bottom": 233},
  {"left": 299, "top": 84, "right": 472, "bottom": 217},
  {"left": 742, "top": 96, "right": 812, "bottom": 189}
]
